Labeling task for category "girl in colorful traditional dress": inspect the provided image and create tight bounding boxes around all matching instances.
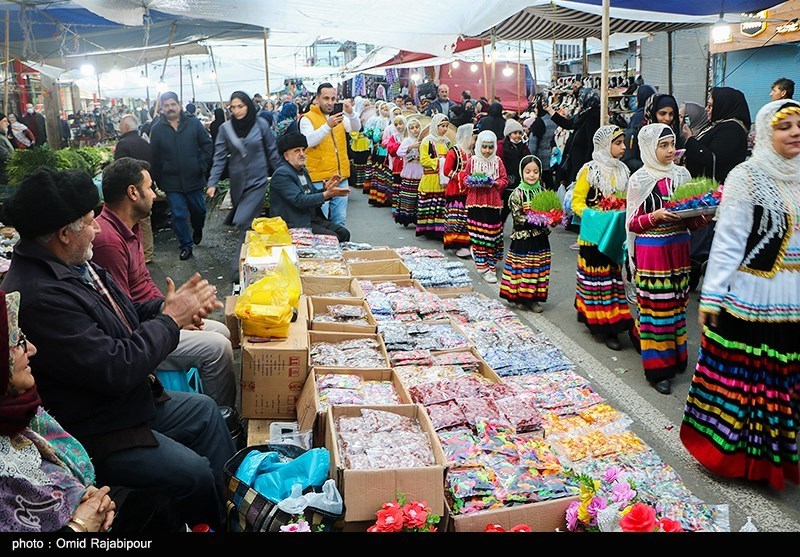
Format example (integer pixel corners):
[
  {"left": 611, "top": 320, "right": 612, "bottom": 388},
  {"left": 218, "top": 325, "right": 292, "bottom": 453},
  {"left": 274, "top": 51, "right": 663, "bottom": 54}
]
[
  {"left": 500, "top": 155, "right": 552, "bottom": 311},
  {"left": 417, "top": 113, "right": 452, "bottom": 239},
  {"left": 442, "top": 123, "right": 475, "bottom": 257},
  {"left": 626, "top": 123, "right": 705, "bottom": 395},
  {"left": 680, "top": 99, "right": 800, "bottom": 490},
  {"left": 572, "top": 125, "right": 634, "bottom": 351},
  {"left": 394, "top": 116, "right": 424, "bottom": 226},
  {"left": 364, "top": 101, "right": 391, "bottom": 201},
  {"left": 460, "top": 130, "right": 508, "bottom": 283},
  {"left": 384, "top": 114, "right": 407, "bottom": 212}
]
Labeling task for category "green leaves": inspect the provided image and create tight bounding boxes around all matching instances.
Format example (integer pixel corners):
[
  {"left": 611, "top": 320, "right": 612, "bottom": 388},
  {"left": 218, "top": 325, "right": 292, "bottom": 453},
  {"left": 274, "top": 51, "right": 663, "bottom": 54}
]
[{"left": 669, "top": 177, "right": 718, "bottom": 202}]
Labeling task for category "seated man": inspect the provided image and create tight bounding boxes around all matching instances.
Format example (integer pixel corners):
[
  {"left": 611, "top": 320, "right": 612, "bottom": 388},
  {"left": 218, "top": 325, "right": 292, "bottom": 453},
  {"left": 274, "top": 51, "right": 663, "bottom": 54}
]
[
  {"left": 92, "top": 157, "right": 235, "bottom": 408},
  {"left": 0, "top": 168, "right": 235, "bottom": 530},
  {"left": 269, "top": 132, "right": 350, "bottom": 241}
]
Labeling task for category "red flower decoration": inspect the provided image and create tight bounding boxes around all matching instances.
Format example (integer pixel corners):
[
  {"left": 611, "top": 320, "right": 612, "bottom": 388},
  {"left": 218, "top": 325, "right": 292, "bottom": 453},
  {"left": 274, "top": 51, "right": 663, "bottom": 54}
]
[
  {"left": 509, "top": 524, "right": 532, "bottom": 532},
  {"left": 402, "top": 502, "right": 429, "bottom": 529},
  {"left": 484, "top": 524, "right": 506, "bottom": 532},
  {"left": 373, "top": 506, "right": 404, "bottom": 532},
  {"left": 658, "top": 518, "right": 684, "bottom": 532},
  {"left": 619, "top": 503, "right": 658, "bottom": 532}
]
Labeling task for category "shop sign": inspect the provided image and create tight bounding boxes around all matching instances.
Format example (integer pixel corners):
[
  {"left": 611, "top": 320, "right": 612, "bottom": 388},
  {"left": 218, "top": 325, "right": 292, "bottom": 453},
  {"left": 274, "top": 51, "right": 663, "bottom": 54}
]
[{"left": 741, "top": 11, "right": 768, "bottom": 37}]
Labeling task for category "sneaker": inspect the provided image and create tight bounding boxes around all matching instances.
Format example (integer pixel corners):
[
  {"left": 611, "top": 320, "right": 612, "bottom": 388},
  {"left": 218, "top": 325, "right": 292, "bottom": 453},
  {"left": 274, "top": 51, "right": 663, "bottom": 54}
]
[
  {"left": 569, "top": 242, "right": 580, "bottom": 251},
  {"left": 483, "top": 270, "right": 498, "bottom": 284},
  {"left": 455, "top": 247, "right": 471, "bottom": 258}
]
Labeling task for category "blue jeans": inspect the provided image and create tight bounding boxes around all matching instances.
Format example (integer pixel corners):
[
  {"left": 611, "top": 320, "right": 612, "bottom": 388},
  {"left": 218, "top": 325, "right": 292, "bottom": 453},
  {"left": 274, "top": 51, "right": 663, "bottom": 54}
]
[
  {"left": 318, "top": 178, "right": 349, "bottom": 227},
  {"left": 166, "top": 190, "right": 207, "bottom": 250},
  {"left": 93, "top": 391, "right": 236, "bottom": 530}
]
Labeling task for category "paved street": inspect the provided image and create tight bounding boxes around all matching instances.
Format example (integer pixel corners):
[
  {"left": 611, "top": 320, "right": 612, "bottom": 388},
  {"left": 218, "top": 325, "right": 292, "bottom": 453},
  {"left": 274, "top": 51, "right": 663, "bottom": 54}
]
[{"left": 147, "top": 187, "right": 800, "bottom": 533}]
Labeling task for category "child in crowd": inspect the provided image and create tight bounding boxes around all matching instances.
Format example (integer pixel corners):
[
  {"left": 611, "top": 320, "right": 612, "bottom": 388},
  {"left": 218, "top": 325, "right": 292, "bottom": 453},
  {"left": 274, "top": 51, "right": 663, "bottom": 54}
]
[
  {"left": 573, "top": 125, "right": 634, "bottom": 351},
  {"left": 416, "top": 113, "right": 452, "bottom": 239},
  {"left": 384, "top": 114, "right": 407, "bottom": 212},
  {"left": 497, "top": 118, "right": 530, "bottom": 224},
  {"left": 364, "top": 101, "right": 391, "bottom": 202},
  {"left": 394, "top": 116, "right": 423, "bottom": 226},
  {"left": 442, "top": 123, "right": 475, "bottom": 257},
  {"left": 460, "top": 130, "right": 508, "bottom": 283},
  {"left": 500, "top": 155, "right": 552, "bottom": 311}
]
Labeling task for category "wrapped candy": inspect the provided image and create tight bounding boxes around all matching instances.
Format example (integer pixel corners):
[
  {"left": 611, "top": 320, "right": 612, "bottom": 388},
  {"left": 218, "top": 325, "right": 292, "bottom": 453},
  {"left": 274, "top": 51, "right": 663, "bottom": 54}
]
[
  {"left": 426, "top": 401, "right": 468, "bottom": 431},
  {"left": 437, "top": 430, "right": 482, "bottom": 467}
]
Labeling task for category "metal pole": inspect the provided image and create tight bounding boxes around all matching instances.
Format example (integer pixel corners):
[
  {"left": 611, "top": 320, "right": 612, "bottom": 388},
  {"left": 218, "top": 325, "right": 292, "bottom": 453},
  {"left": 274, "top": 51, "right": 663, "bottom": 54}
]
[
  {"left": 481, "top": 40, "right": 488, "bottom": 100},
  {"left": 517, "top": 41, "right": 521, "bottom": 112},
  {"left": 187, "top": 59, "right": 196, "bottom": 102},
  {"left": 145, "top": 59, "right": 151, "bottom": 118},
  {"left": 552, "top": 39, "right": 557, "bottom": 83},
  {"left": 667, "top": 31, "right": 673, "bottom": 95},
  {"left": 209, "top": 46, "right": 224, "bottom": 107},
  {"left": 179, "top": 55, "right": 183, "bottom": 102},
  {"left": 263, "top": 28, "right": 271, "bottom": 98},
  {"left": 582, "top": 37, "right": 588, "bottom": 77},
  {"left": 529, "top": 40, "right": 538, "bottom": 95},
  {"left": 600, "top": 0, "right": 610, "bottom": 125},
  {"left": 490, "top": 33, "right": 496, "bottom": 101},
  {"left": 3, "top": 10, "right": 8, "bottom": 114}
]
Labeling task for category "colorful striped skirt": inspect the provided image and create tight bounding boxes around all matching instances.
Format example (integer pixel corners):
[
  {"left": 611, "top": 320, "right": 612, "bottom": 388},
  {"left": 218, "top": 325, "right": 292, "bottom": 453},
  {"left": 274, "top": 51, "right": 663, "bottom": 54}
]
[
  {"left": 632, "top": 227, "right": 690, "bottom": 382},
  {"left": 416, "top": 190, "right": 446, "bottom": 239},
  {"left": 394, "top": 176, "right": 419, "bottom": 226},
  {"left": 575, "top": 240, "right": 634, "bottom": 336},
  {"left": 369, "top": 162, "right": 393, "bottom": 207},
  {"left": 350, "top": 151, "right": 370, "bottom": 190},
  {"left": 443, "top": 194, "right": 470, "bottom": 250},
  {"left": 681, "top": 313, "right": 800, "bottom": 490},
  {"left": 500, "top": 232, "right": 551, "bottom": 303},
  {"left": 467, "top": 206, "right": 503, "bottom": 272},
  {"left": 387, "top": 172, "right": 401, "bottom": 212}
]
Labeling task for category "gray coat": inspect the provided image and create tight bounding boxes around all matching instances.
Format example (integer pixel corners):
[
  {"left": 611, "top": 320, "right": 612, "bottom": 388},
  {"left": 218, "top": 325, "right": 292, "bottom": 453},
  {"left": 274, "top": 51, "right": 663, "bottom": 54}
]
[{"left": 207, "top": 118, "right": 281, "bottom": 228}]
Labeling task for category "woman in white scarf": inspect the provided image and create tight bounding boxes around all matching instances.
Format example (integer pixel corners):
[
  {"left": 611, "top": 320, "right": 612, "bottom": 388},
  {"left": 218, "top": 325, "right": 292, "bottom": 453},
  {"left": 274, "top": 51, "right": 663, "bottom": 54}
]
[
  {"left": 571, "top": 125, "right": 633, "bottom": 351},
  {"left": 460, "top": 130, "right": 509, "bottom": 282},
  {"left": 625, "top": 123, "right": 696, "bottom": 395},
  {"left": 417, "top": 113, "right": 452, "bottom": 239},
  {"left": 380, "top": 114, "right": 407, "bottom": 209},
  {"left": 681, "top": 99, "right": 800, "bottom": 490},
  {"left": 7, "top": 113, "right": 34, "bottom": 149},
  {"left": 395, "top": 116, "right": 424, "bottom": 226},
  {"left": 443, "top": 123, "right": 475, "bottom": 256},
  {"left": 364, "top": 101, "right": 392, "bottom": 202}
]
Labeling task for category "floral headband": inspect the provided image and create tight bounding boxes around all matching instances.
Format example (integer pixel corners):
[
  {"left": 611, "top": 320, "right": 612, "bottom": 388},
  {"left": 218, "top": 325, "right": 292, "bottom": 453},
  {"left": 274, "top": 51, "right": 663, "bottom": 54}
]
[{"left": 771, "top": 105, "right": 800, "bottom": 127}]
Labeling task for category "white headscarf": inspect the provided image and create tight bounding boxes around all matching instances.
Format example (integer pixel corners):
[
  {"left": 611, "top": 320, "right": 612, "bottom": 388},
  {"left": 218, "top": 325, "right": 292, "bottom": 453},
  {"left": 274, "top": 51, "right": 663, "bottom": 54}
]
[
  {"left": 580, "top": 125, "right": 630, "bottom": 198},
  {"left": 406, "top": 116, "right": 422, "bottom": 139},
  {"left": 353, "top": 96, "right": 365, "bottom": 118},
  {"left": 454, "top": 123, "right": 474, "bottom": 152},
  {"left": 625, "top": 123, "right": 692, "bottom": 269},
  {"left": 391, "top": 114, "right": 407, "bottom": 142},
  {"left": 717, "top": 99, "right": 800, "bottom": 250},
  {"left": 471, "top": 129, "right": 500, "bottom": 178},
  {"left": 427, "top": 113, "right": 451, "bottom": 146}
]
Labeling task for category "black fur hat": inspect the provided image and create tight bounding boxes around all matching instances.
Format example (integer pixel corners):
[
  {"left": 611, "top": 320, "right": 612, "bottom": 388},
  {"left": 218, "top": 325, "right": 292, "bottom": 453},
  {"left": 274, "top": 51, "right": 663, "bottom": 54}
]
[
  {"left": 2, "top": 167, "right": 100, "bottom": 238},
  {"left": 277, "top": 132, "right": 308, "bottom": 155}
]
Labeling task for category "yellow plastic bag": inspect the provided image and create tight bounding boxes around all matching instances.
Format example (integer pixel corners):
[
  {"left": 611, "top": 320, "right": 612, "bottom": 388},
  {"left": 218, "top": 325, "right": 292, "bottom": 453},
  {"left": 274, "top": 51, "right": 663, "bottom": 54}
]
[
  {"left": 249, "top": 217, "right": 292, "bottom": 246},
  {"left": 235, "top": 274, "right": 293, "bottom": 338},
  {"left": 275, "top": 250, "right": 301, "bottom": 309}
]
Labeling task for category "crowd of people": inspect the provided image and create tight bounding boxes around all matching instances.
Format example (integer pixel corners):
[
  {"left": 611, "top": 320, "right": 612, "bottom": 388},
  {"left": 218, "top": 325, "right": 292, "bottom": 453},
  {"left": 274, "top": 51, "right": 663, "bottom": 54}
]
[{"left": 0, "top": 71, "right": 799, "bottom": 533}]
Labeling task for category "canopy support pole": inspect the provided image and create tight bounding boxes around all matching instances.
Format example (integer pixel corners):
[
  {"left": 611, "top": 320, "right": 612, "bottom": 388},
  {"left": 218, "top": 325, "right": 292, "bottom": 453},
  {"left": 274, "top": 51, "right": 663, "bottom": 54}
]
[
  {"left": 209, "top": 46, "right": 224, "bottom": 108},
  {"left": 3, "top": 10, "right": 8, "bottom": 114},
  {"left": 667, "top": 31, "right": 674, "bottom": 95},
  {"left": 529, "top": 40, "right": 538, "bottom": 95},
  {"left": 263, "top": 28, "right": 271, "bottom": 98},
  {"left": 582, "top": 37, "right": 588, "bottom": 77},
  {"left": 145, "top": 59, "right": 151, "bottom": 118},
  {"left": 490, "top": 32, "right": 496, "bottom": 101},
  {"left": 179, "top": 55, "right": 183, "bottom": 102},
  {"left": 600, "top": 0, "right": 610, "bottom": 125},
  {"left": 187, "top": 59, "right": 196, "bottom": 102},
  {"left": 481, "top": 40, "right": 488, "bottom": 100},
  {"left": 517, "top": 41, "right": 521, "bottom": 112},
  {"left": 160, "top": 21, "right": 177, "bottom": 83}
]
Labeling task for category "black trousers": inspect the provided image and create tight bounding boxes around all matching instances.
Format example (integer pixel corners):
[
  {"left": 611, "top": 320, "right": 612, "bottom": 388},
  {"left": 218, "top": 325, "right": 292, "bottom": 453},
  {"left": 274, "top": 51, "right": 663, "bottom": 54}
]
[{"left": 311, "top": 214, "right": 350, "bottom": 242}]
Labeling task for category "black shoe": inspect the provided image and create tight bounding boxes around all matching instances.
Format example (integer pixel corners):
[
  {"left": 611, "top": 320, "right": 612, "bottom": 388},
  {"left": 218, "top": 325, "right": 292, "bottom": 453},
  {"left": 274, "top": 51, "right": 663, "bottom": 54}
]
[
  {"left": 605, "top": 334, "right": 622, "bottom": 351},
  {"left": 193, "top": 229, "right": 203, "bottom": 245},
  {"left": 179, "top": 247, "right": 193, "bottom": 260},
  {"left": 653, "top": 379, "right": 672, "bottom": 395}
]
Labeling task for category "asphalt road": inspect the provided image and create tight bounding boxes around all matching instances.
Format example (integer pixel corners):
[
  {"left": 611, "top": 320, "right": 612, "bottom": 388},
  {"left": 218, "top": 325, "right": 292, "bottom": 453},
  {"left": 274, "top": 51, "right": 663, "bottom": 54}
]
[{"left": 147, "top": 188, "right": 800, "bottom": 533}]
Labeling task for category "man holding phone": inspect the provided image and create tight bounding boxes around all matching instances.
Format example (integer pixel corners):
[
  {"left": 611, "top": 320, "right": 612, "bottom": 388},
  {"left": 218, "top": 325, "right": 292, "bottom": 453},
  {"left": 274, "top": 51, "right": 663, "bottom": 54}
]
[{"left": 299, "top": 83, "right": 361, "bottom": 227}]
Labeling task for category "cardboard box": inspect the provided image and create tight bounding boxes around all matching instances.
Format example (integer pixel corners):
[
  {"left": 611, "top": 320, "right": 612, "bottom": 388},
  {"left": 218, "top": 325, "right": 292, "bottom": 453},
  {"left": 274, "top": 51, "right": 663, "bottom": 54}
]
[
  {"left": 246, "top": 418, "right": 290, "bottom": 446},
  {"left": 224, "top": 295, "right": 241, "bottom": 349},
  {"left": 296, "top": 368, "right": 411, "bottom": 447},
  {"left": 308, "top": 331, "right": 391, "bottom": 371},
  {"left": 307, "top": 296, "right": 377, "bottom": 334},
  {"left": 427, "top": 285, "right": 474, "bottom": 297},
  {"left": 298, "top": 258, "right": 350, "bottom": 277},
  {"left": 241, "top": 244, "right": 299, "bottom": 288},
  {"left": 341, "top": 249, "right": 400, "bottom": 263},
  {"left": 347, "top": 259, "right": 410, "bottom": 280},
  {"left": 240, "top": 296, "right": 309, "bottom": 419},
  {"left": 301, "top": 276, "right": 364, "bottom": 298},
  {"left": 326, "top": 404, "right": 446, "bottom": 522},
  {"left": 356, "top": 278, "right": 427, "bottom": 293},
  {"left": 447, "top": 495, "right": 578, "bottom": 532}
]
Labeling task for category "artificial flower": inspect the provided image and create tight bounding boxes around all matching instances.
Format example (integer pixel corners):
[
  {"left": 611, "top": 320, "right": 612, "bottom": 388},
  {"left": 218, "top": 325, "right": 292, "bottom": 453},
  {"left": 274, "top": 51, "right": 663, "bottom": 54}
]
[
  {"left": 509, "top": 524, "right": 532, "bottom": 532},
  {"left": 280, "top": 519, "right": 311, "bottom": 532},
  {"left": 402, "top": 502, "right": 429, "bottom": 529},
  {"left": 618, "top": 502, "right": 657, "bottom": 533},
  {"left": 610, "top": 481, "right": 637, "bottom": 506},
  {"left": 565, "top": 501, "right": 580, "bottom": 531},
  {"left": 485, "top": 524, "right": 506, "bottom": 533},
  {"left": 658, "top": 518, "right": 684, "bottom": 532},
  {"left": 586, "top": 495, "right": 608, "bottom": 519},
  {"left": 374, "top": 506, "right": 404, "bottom": 532}
]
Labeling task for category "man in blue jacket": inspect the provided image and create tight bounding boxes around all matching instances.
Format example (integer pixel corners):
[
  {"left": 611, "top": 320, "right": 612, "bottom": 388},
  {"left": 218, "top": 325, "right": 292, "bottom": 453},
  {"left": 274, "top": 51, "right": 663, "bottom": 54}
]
[
  {"left": 149, "top": 92, "right": 212, "bottom": 260},
  {"left": 269, "top": 132, "right": 350, "bottom": 241}
]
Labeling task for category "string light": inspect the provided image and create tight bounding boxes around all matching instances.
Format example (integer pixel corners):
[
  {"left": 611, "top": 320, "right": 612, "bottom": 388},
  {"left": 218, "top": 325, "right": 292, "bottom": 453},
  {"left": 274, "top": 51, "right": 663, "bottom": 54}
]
[
  {"left": 80, "top": 62, "right": 95, "bottom": 76},
  {"left": 502, "top": 65, "right": 514, "bottom": 77},
  {"left": 470, "top": 64, "right": 478, "bottom": 73},
  {"left": 451, "top": 60, "right": 460, "bottom": 69}
]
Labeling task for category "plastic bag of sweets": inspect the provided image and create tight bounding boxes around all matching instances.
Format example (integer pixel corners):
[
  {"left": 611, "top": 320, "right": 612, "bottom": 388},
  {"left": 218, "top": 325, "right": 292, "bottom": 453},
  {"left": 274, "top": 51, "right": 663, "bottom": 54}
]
[
  {"left": 425, "top": 401, "right": 468, "bottom": 431},
  {"left": 437, "top": 430, "right": 483, "bottom": 467}
]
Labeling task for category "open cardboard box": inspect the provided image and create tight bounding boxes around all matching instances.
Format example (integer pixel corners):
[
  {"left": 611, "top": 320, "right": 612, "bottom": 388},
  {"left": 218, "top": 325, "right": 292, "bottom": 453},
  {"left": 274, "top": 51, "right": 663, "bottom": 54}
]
[
  {"left": 326, "top": 404, "right": 446, "bottom": 522},
  {"left": 307, "top": 296, "right": 377, "bottom": 334},
  {"left": 224, "top": 295, "right": 241, "bottom": 349},
  {"left": 301, "top": 276, "right": 364, "bottom": 298},
  {"left": 427, "top": 285, "right": 474, "bottom": 297},
  {"left": 297, "top": 368, "right": 411, "bottom": 448},
  {"left": 347, "top": 259, "right": 411, "bottom": 280},
  {"left": 355, "top": 278, "right": 427, "bottom": 293},
  {"left": 341, "top": 248, "right": 400, "bottom": 263},
  {"left": 298, "top": 258, "right": 350, "bottom": 277},
  {"left": 308, "top": 330, "right": 391, "bottom": 371},
  {"left": 239, "top": 296, "right": 308, "bottom": 419},
  {"left": 446, "top": 495, "right": 578, "bottom": 532}
]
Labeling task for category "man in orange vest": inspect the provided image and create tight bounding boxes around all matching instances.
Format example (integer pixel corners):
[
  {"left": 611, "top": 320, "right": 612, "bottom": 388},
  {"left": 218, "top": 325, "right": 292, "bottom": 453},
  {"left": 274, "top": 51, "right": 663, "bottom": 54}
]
[{"left": 299, "top": 83, "right": 361, "bottom": 226}]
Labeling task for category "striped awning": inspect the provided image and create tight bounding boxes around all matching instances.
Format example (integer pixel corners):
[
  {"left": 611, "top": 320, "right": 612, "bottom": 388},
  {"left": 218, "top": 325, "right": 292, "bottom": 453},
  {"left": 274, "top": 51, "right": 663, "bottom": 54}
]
[{"left": 472, "top": 5, "right": 705, "bottom": 41}]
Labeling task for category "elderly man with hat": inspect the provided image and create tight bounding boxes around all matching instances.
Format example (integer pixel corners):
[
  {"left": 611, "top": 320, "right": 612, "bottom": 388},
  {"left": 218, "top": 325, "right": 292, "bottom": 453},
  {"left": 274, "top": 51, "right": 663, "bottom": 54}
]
[
  {"left": 269, "top": 132, "right": 350, "bottom": 242},
  {"left": 0, "top": 167, "right": 235, "bottom": 530}
]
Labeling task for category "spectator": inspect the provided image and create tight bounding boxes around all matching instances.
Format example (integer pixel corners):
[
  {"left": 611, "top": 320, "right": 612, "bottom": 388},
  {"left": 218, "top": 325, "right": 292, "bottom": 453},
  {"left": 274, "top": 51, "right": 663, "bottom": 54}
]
[
  {"left": 527, "top": 97, "right": 558, "bottom": 190},
  {"left": 269, "top": 132, "right": 350, "bottom": 241},
  {"left": 21, "top": 103, "right": 46, "bottom": 147},
  {"left": 299, "top": 83, "right": 361, "bottom": 227},
  {"left": 274, "top": 102, "right": 299, "bottom": 138},
  {"left": 0, "top": 289, "right": 185, "bottom": 532},
  {"left": 92, "top": 157, "right": 236, "bottom": 408},
  {"left": 113, "top": 114, "right": 155, "bottom": 264},
  {"left": 679, "top": 101, "right": 710, "bottom": 139},
  {"left": 497, "top": 118, "right": 530, "bottom": 224},
  {"left": 185, "top": 103, "right": 197, "bottom": 117},
  {"left": 625, "top": 93, "right": 683, "bottom": 173},
  {"left": 425, "top": 84, "right": 457, "bottom": 117},
  {"left": 544, "top": 88, "right": 602, "bottom": 187},
  {"left": 60, "top": 115, "right": 71, "bottom": 146},
  {"left": 0, "top": 113, "right": 13, "bottom": 184},
  {"left": 0, "top": 167, "right": 235, "bottom": 530},
  {"left": 149, "top": 92, "right": 212, "bottom": 261},
  {"left": 476, "top": 101, "right": 506, "bottom": 141},
  {"left": 769, "top": 77, "right": 794, "bottom": 101},
  {"left": 6, "top": 113, "right": 34, "bottom": 150}
]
